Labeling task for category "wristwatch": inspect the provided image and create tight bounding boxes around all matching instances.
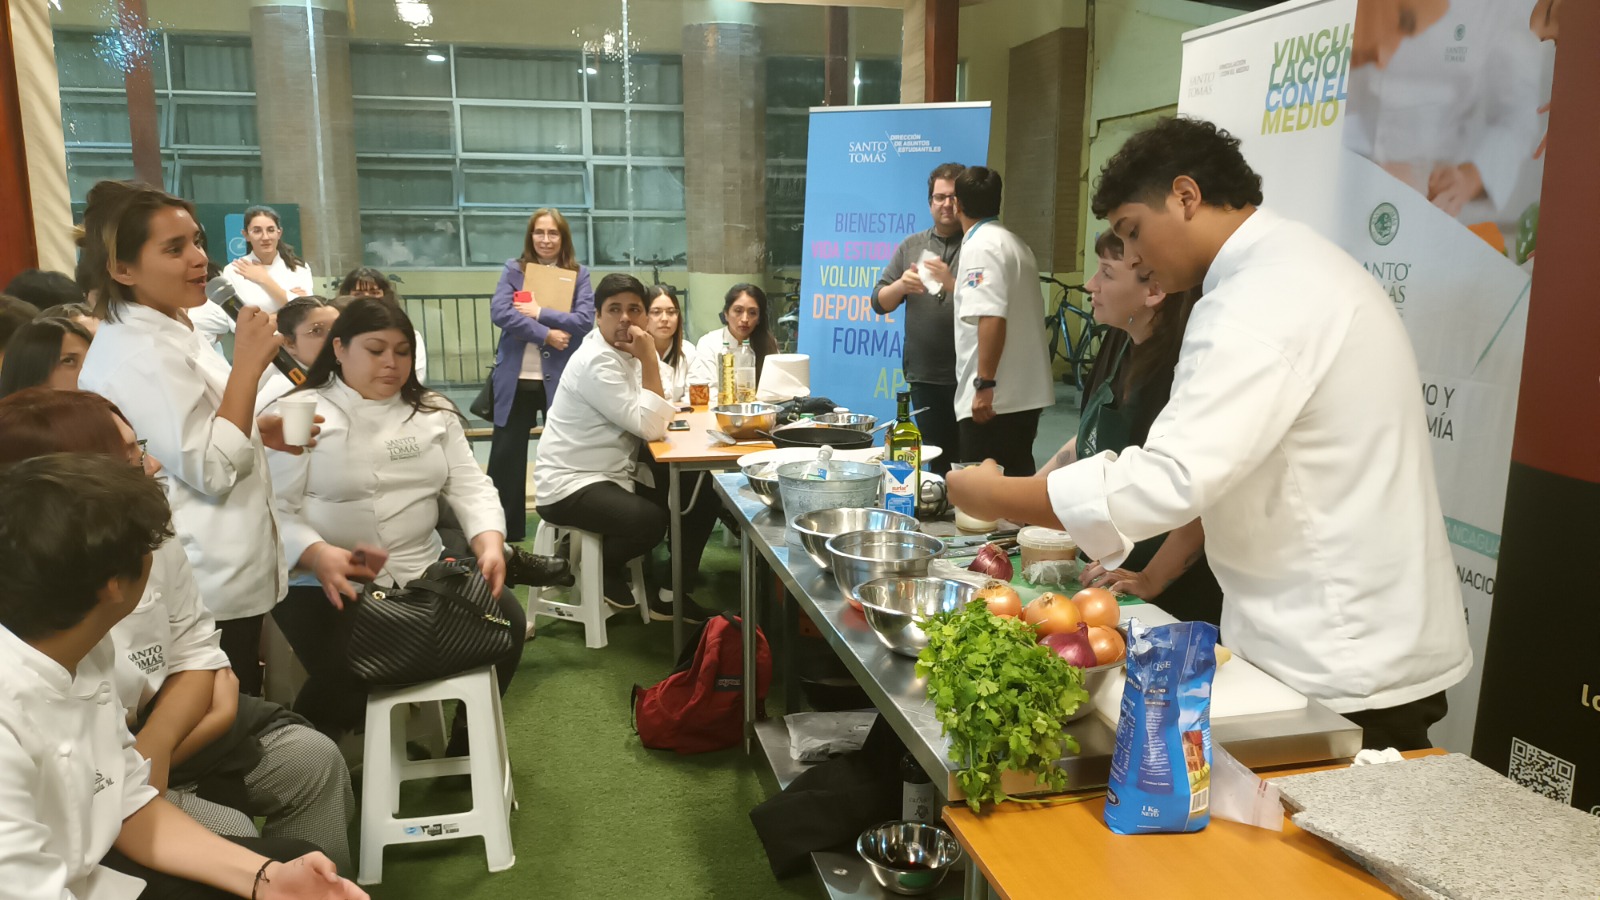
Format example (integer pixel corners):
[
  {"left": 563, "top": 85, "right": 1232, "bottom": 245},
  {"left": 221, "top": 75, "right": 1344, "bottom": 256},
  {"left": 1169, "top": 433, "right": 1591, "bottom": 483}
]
[{"left": 973, "top": 377, "right": 997, "bottom": 391}]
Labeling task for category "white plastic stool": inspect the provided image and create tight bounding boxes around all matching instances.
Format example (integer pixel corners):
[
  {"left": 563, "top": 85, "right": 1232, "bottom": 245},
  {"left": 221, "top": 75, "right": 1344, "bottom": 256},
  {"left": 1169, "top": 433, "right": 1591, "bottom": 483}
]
[
  {"left": 529, "top": 521, "right": 649, "bottom": 649},
  {"left": 357, "top": 666, "right": 516, "bottom": 885}
]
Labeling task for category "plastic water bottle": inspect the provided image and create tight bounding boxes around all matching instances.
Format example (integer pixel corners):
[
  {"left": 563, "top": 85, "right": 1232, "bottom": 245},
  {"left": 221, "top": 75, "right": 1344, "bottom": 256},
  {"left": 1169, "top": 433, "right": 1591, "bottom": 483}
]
[{"left": 734, "top": 340, "right": 757, "bottom": 403}]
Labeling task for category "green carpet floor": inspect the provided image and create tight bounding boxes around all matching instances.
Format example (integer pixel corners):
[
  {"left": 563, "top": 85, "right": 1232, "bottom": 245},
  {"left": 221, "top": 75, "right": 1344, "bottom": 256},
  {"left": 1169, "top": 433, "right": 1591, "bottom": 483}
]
[{"left": 363, "top": 523, "right": 820, "bottom": 900}]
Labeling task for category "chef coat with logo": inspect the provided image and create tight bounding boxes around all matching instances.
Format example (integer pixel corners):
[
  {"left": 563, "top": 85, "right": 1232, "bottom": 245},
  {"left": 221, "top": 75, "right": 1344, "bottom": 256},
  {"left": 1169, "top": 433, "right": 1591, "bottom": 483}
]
[
  {"left": 80, "top": 303, "right": 288, "bottom": 621},
  {"left": 108, "top": 540, "right": 230, "bottom": 721},
  {"left": 534, "top": 328, "right": 677, "bottom": 506},
  {"left": 266, "top": 378, "right": 505, "bottom": 588},
  {"left": 1048, "top": 208, "right": 1471, "bottom": 714},
  {"left": 0, "top": 627, "right": 158, "bottom": 900},
  {"left": 951, "top": 219, "right": 1055, "bottom": 422}
]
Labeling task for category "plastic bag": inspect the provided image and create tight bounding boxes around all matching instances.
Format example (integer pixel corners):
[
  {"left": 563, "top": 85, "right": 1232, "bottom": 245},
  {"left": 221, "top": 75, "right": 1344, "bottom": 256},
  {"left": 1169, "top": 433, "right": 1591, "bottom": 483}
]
[
  {"left": 1104, "top": 618, "right": 1219, "bottom": 835},
  {"left": 1208, "top": 744, "right": 1283, "bottom": 831},
  {"left": 785, "top": 711, "right": 879, "bottom": 762}
]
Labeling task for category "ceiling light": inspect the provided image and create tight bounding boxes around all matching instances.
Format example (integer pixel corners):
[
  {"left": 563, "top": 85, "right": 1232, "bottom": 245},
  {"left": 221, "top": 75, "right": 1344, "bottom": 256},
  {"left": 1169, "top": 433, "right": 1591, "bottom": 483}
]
[
  {"left": 584, "top": 67, "right": 599, "bottom": 75},
  {"left": 426, "top": 52, "right": 446, "bottom": 62}
]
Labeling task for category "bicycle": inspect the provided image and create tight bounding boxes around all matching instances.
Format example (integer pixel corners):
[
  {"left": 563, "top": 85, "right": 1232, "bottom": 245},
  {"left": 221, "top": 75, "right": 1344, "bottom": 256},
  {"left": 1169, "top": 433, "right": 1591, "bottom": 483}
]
[
  {"left": 639, "top": 256, "right": 689, "bottom": 315},
  {"left": 1041, "top": 275, "right": 1106, "bottom": 391},
  {"left": 773, "top": 274, "right": 801, "bottom": 354}
]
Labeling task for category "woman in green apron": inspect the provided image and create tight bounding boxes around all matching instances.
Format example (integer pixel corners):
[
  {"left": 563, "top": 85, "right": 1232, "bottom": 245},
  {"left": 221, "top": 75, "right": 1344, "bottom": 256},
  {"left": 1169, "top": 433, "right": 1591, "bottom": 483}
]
[{"left": 1039, "top": 232, "right": 1222, "bottom": 626}]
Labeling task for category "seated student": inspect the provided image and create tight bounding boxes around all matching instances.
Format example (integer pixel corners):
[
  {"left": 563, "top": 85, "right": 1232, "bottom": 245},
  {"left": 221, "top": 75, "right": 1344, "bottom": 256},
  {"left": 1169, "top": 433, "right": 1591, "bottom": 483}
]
[
  {"left": 0, "top": 317, "right": 93, "bottom": 397},
  {"left": 533, "top": 273, "right": 674, "bottom": 611},
  {"left": 0, "top": 294, "right": 41, "bottom": 367},
  {"left": 256, "top": 297, "right": 339, "bottom": 415},
  {"left": 0, "top": 387, "right": 355, "bottom": 872},
  {"left": 5, "top": 267, "right": 84, "bottom": 310},
  {"left": 264, "top": 299, "right": 519, "bottom": 748},
  {"left": 334, "top": 267, "right": 427, "bottom": 384},
  {"left": 0, "top": 453, "right": 365, "bottom": 899},
  {"left": 645, "top": 284, "right": 696, "bottom": 404}
]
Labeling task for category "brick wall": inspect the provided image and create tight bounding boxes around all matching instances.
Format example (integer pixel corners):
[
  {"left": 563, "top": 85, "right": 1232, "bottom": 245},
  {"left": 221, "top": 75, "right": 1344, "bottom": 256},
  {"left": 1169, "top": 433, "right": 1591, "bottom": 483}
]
[
  {"left": 1003, "top": 27, "right": 1087, "bottom": 272},
  {"left": 682, "top": 22, "right": 767, "bottom": 274}
]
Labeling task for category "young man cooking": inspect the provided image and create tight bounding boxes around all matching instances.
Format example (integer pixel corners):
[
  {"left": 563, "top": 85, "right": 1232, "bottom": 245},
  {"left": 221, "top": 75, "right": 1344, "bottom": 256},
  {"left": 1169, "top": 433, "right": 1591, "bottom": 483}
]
[{"left": 946, "top": 117, "right": 1470, "bottom": 750}]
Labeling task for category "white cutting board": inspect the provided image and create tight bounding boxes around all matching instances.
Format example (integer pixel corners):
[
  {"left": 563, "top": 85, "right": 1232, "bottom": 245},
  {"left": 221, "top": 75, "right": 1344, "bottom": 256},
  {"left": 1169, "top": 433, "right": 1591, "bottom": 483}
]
[{"left": 1090, "top": 603, "right": 1308, "bottom": 724}]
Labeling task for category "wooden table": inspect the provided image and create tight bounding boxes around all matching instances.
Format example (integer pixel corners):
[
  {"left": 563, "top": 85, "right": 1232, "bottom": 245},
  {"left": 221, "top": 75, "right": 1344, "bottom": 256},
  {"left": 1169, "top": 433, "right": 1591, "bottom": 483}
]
[
  {"left": 647, "top": 407, "right": 772, "bottom": 648},
  {"left": 942, "top": 749, "right": 1446, "bottom": 899}
]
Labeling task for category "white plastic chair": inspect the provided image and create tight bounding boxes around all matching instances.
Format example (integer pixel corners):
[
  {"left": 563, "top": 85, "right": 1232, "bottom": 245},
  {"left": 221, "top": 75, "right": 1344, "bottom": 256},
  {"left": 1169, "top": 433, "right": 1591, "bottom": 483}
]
[
  {"left": 529, "top": 520, "right": 649, "bottom": 649},
  {"left": 357, "top": 666, "right": 516, "bottom": 885}
]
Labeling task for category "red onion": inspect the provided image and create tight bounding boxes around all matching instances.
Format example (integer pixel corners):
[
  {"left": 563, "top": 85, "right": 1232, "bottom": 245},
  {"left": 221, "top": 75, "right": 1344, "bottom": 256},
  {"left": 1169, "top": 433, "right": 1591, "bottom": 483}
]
[
  {"left": 967, "top": 542, "right": 1014, "bottom": 581},
  {"left": 1041, "top": 623, "right": 1098, "bottom": 669}
]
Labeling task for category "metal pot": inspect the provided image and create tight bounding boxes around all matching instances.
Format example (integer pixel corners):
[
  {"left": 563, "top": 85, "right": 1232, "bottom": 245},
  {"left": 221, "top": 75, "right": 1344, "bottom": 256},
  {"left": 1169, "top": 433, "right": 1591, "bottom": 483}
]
[{"left": 769, "top": 424, "right": 877, "bottom": 450}]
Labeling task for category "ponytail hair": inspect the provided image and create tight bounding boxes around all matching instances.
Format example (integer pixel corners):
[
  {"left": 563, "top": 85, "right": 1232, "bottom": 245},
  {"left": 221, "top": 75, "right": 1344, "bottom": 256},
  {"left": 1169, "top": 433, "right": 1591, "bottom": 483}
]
[
  {"left": 76, "top": 181, "right": 197, "bottom": 322},
  {"left": 243, "top": 205, "right": 306, "bottom": 271}
]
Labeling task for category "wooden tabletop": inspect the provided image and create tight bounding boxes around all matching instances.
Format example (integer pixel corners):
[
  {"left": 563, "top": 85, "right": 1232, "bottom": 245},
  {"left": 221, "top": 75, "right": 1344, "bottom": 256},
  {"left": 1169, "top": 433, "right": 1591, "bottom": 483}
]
[
  {"left": 943, "top": 749, "right": 1445, "bottom": 900},
  {"left": 647, "top": 407, "right": 774, "bottom": 465}
]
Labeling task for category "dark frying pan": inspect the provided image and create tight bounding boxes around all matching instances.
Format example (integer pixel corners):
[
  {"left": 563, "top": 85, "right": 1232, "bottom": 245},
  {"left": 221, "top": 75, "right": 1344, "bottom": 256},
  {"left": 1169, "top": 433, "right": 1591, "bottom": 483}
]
[{"left": 762, "top": 424, "right": 877, "bottom": 450}]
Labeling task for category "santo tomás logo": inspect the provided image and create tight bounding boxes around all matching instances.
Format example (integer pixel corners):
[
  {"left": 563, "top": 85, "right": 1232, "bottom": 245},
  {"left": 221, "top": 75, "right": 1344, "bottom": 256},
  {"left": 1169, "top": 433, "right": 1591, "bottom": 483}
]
[{"left": 1369, "top": 202, "right": 1399, "bottom": 246}]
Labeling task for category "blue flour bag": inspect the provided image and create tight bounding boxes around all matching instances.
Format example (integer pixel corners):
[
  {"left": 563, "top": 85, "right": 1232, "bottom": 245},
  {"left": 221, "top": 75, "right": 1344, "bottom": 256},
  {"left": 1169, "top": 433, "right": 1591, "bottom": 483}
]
[{"left": 1103, "top": 618, "right": 1219, "bottom": 835}]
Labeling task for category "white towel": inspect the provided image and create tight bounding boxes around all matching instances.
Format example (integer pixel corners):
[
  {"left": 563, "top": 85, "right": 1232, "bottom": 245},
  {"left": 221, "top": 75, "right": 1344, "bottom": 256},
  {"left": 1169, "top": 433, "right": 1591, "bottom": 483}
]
[{"left": 758, "top": 353, "right": 811, "bottom": 402}]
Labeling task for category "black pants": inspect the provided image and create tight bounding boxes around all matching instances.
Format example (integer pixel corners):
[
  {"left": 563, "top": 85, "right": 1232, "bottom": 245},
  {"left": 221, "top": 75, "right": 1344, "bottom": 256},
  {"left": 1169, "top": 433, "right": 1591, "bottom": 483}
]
[
  {"left": 1345, "top": 691, "right": 1448, "bottom": 751},
  {"left": 273, "top": 584, "right": 525, "bottom": 739},
  {"left": 216, "top": 614, "right": 265, "bottom": 696},
  {"left": 637, "top": 460, "right": 721, "bottom": 594},
  {"left": 908, "top": 381, "right": 958, "bottom": 476},
  {"left": 487, "top": 379, "right": 546, "bottom": 543},
  {"left": 536, "top": 480, "right": 667, "bottom": 588},
  {"left": 958, "top": 408, "right": 1043, "bottom": 476},
  {"left": 103, "top": 835, "right": 316, "bottom": 899}
]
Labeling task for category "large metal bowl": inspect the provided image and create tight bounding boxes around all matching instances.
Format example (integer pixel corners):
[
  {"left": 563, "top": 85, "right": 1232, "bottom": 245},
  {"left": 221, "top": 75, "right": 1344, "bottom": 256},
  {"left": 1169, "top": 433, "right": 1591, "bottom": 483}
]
[
  {"left": 827, "top": 530, "right": 944, "bottom": 606},
  {"left": 811, "top": 411, "right": 878, "bottom": 432},
  {"left": 741, "top": 461, "right": 783, "bottom": 509},
  {"left": 857, "top": 821, "right": 963, "bottom": 896},
  {"left": 712, "top": 402, "right": 780, "bottom": 440},
  {"left": 790, "top": 507, "right": 919, "bottom": 570},
  {"left": 857, "top": 576, "right": 977, "bottom": 658}
]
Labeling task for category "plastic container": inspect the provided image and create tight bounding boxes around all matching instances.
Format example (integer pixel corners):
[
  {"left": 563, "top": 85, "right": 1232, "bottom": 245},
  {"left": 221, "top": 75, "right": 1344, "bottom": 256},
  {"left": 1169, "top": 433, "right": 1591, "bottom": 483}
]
[{"left": 1017, "top": 526, "right": 1078, "bottom": 571}]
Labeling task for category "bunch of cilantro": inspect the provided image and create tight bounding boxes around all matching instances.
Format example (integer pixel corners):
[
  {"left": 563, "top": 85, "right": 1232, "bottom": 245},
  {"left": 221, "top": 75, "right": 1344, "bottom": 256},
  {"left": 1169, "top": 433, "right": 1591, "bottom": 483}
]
[{"left": 915, "top": 599, "right": 1089, "bottom": 811}]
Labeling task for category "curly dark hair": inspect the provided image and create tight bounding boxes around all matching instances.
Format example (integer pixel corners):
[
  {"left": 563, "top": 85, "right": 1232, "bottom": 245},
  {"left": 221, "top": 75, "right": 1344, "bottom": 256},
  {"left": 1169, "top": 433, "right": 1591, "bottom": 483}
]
[{"left": 1091, "top": 117, "right": 1263, "bottom": 219}]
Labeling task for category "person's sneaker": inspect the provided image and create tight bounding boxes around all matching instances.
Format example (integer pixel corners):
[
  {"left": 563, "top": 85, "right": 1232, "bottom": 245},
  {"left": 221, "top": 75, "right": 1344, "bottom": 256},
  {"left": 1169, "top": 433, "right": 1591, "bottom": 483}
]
[
  {"left": 603, "top": 576, "right": 639, "bottom": 610},
  {"left": 649, "top": 590, "right": 715, "bottom": 625},
  {"left": 504, "top": 545, "right": 574, "bottom": 588}
]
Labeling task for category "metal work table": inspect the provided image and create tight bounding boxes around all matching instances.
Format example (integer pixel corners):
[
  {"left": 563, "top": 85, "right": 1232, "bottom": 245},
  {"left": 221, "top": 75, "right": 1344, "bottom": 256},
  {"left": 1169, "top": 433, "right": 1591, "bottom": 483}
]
[{"left": 713, "top": 472, "right": 1363, "bottom": 898}]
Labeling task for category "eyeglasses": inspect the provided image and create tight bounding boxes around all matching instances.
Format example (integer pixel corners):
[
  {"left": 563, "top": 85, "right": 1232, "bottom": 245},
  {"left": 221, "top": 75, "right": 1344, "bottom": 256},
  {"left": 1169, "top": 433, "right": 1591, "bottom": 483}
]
[
  {"left": 647, "top": 308, "right": 679, "bottom": 318},
  {"left": 930, "top": 193, "right": 956, "bottom": 204},
  {"left": 247, "top": 226, "right": 281, "bottom": 236},
  {"left": 133, "top": 439, "right": 148, "bottom": 469}
]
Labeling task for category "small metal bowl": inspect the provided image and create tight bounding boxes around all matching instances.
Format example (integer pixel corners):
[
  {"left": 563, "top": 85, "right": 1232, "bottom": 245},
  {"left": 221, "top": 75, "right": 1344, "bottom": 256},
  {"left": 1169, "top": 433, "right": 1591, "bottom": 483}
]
[
  {"left": 857, "top": 576, "right": 977, "bottom": 658},
  {"left": 790, "top": 507, "right": 919, "bottom": 570},
  {"left": 1066, "top": 658, "right": 1127, "bottom": 722},
  {"left": 811, "top": 411, "right": 878, "bottom": 432},
  {"left": 712, "top": 402, "right": 780, "bottom": 440},
  {"left": 827, "top": 530, "right": 944, "bottom": 606},
  {"left": 741, "top": 461, "right": 783, "bottom": 509},
  {"left": 857, "top": 821, "right": 963, "bottom": 896}
]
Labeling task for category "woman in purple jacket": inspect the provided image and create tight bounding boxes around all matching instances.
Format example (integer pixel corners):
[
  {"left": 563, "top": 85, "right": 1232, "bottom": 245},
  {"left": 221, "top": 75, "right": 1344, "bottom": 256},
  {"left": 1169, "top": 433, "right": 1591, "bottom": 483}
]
[{"left": 487, "top": 208, "right": 595, "bottom": 542}]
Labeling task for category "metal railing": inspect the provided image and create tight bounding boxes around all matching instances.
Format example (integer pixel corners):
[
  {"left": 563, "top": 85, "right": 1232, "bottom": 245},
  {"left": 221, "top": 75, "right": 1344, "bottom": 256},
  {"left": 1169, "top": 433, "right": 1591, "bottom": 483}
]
[{"left": 398, "top": 293, "right": 499, "bottom": 390}]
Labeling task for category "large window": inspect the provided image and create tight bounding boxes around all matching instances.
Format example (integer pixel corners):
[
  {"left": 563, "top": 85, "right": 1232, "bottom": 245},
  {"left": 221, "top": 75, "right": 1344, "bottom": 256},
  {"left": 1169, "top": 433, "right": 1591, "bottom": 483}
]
[
  {"left": 55, "top": 31, "right": 260, "bottom": 212},
  {"left": 351, "top": 44, "right": 686, "bottom": 269}
]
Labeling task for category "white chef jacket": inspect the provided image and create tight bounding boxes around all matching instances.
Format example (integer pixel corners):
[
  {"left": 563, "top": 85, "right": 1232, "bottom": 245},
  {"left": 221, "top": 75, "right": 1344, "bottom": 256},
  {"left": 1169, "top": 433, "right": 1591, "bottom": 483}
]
[
  {"left": 951, "top": 219, "right": 1055, "bottom": 421},
  {"left": 533, "top": 329, "right": 676, "bottom": 506},
  {"left": 686, "top": 327, "right": 737, "bottom": 387},
  {"left": 220, "top": 253, "right": 315, "bottom": 314},
  {"left": 1344, "top": 0, "right": 1546, "bottom": 219},
  {"left": 80, "top": 303, "right": 287, "bottom": 621},
  {"left": 1048, "top": 208, "right": 1471, "bottom": 714},
  {"left": 0, "top": 627, "right": 158, "bottom": 900},
  {"left": 266, "top": 377, "right": 505, "bottom": 588},
  {"left": 658, "top": 339, "right": 697, "bottom": 404},
  {"left": 187, "top": 300, "right": 235, "bottom": 354},
  {"left": 255, "top": 368, "right": 295, "bottom": 417},
  {"left": 109, "top": 540, "right": 230, "bottom": 721}
]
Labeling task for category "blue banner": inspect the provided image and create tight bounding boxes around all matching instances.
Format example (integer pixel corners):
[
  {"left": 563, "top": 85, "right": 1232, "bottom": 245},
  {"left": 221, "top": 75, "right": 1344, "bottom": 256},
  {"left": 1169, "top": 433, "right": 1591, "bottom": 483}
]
[{"left": 797, "top": 102, "right": 991, "bottom": 426}]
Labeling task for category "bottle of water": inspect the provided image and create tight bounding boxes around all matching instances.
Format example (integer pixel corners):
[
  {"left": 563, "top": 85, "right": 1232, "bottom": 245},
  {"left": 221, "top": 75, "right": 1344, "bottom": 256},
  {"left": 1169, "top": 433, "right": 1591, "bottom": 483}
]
[{"left": 734, "top": 340, "right": 757, "bottom": 403}]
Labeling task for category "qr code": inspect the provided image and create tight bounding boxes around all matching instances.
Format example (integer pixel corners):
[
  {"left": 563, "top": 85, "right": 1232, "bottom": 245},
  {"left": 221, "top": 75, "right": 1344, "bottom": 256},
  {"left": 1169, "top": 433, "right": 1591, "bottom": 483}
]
[{"left": 1508, "top": 737, "right": 1575, "bottom": 805}]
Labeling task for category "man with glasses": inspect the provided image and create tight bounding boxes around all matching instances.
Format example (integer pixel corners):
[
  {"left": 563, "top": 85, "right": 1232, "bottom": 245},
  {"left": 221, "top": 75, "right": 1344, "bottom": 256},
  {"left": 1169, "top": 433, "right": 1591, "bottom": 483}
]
[{"left": 870, "top": 162, "right": 966, "bottom": 474}]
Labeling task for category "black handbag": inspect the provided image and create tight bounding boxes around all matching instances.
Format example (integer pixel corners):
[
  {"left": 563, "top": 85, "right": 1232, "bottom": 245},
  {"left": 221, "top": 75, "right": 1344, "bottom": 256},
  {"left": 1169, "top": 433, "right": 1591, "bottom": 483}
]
[
  {"left": 346, "top": 557, "right": 516, "bottom": 687},
  {"left": 469, "top": 365, "right": 495, "bottom": 420}
]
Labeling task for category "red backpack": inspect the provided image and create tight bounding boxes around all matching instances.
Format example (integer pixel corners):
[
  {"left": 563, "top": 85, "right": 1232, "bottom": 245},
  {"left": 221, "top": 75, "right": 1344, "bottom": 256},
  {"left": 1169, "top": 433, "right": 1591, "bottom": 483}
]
[{"left": 632, "top": 613, "right": 772, "bottom": 754}]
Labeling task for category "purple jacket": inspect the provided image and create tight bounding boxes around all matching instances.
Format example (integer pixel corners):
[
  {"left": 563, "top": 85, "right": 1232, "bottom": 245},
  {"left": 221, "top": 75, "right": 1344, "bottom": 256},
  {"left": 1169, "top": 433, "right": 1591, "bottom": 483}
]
[{"left": 489, "top": 258, "right": 595, "bottom": 427}]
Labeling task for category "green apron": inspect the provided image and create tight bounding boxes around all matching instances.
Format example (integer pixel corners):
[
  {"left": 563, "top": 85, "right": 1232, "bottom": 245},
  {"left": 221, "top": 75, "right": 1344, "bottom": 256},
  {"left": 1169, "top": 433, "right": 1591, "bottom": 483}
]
[{"left": 1076, "top": 341, "right": 1133, "bottom": 458}]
